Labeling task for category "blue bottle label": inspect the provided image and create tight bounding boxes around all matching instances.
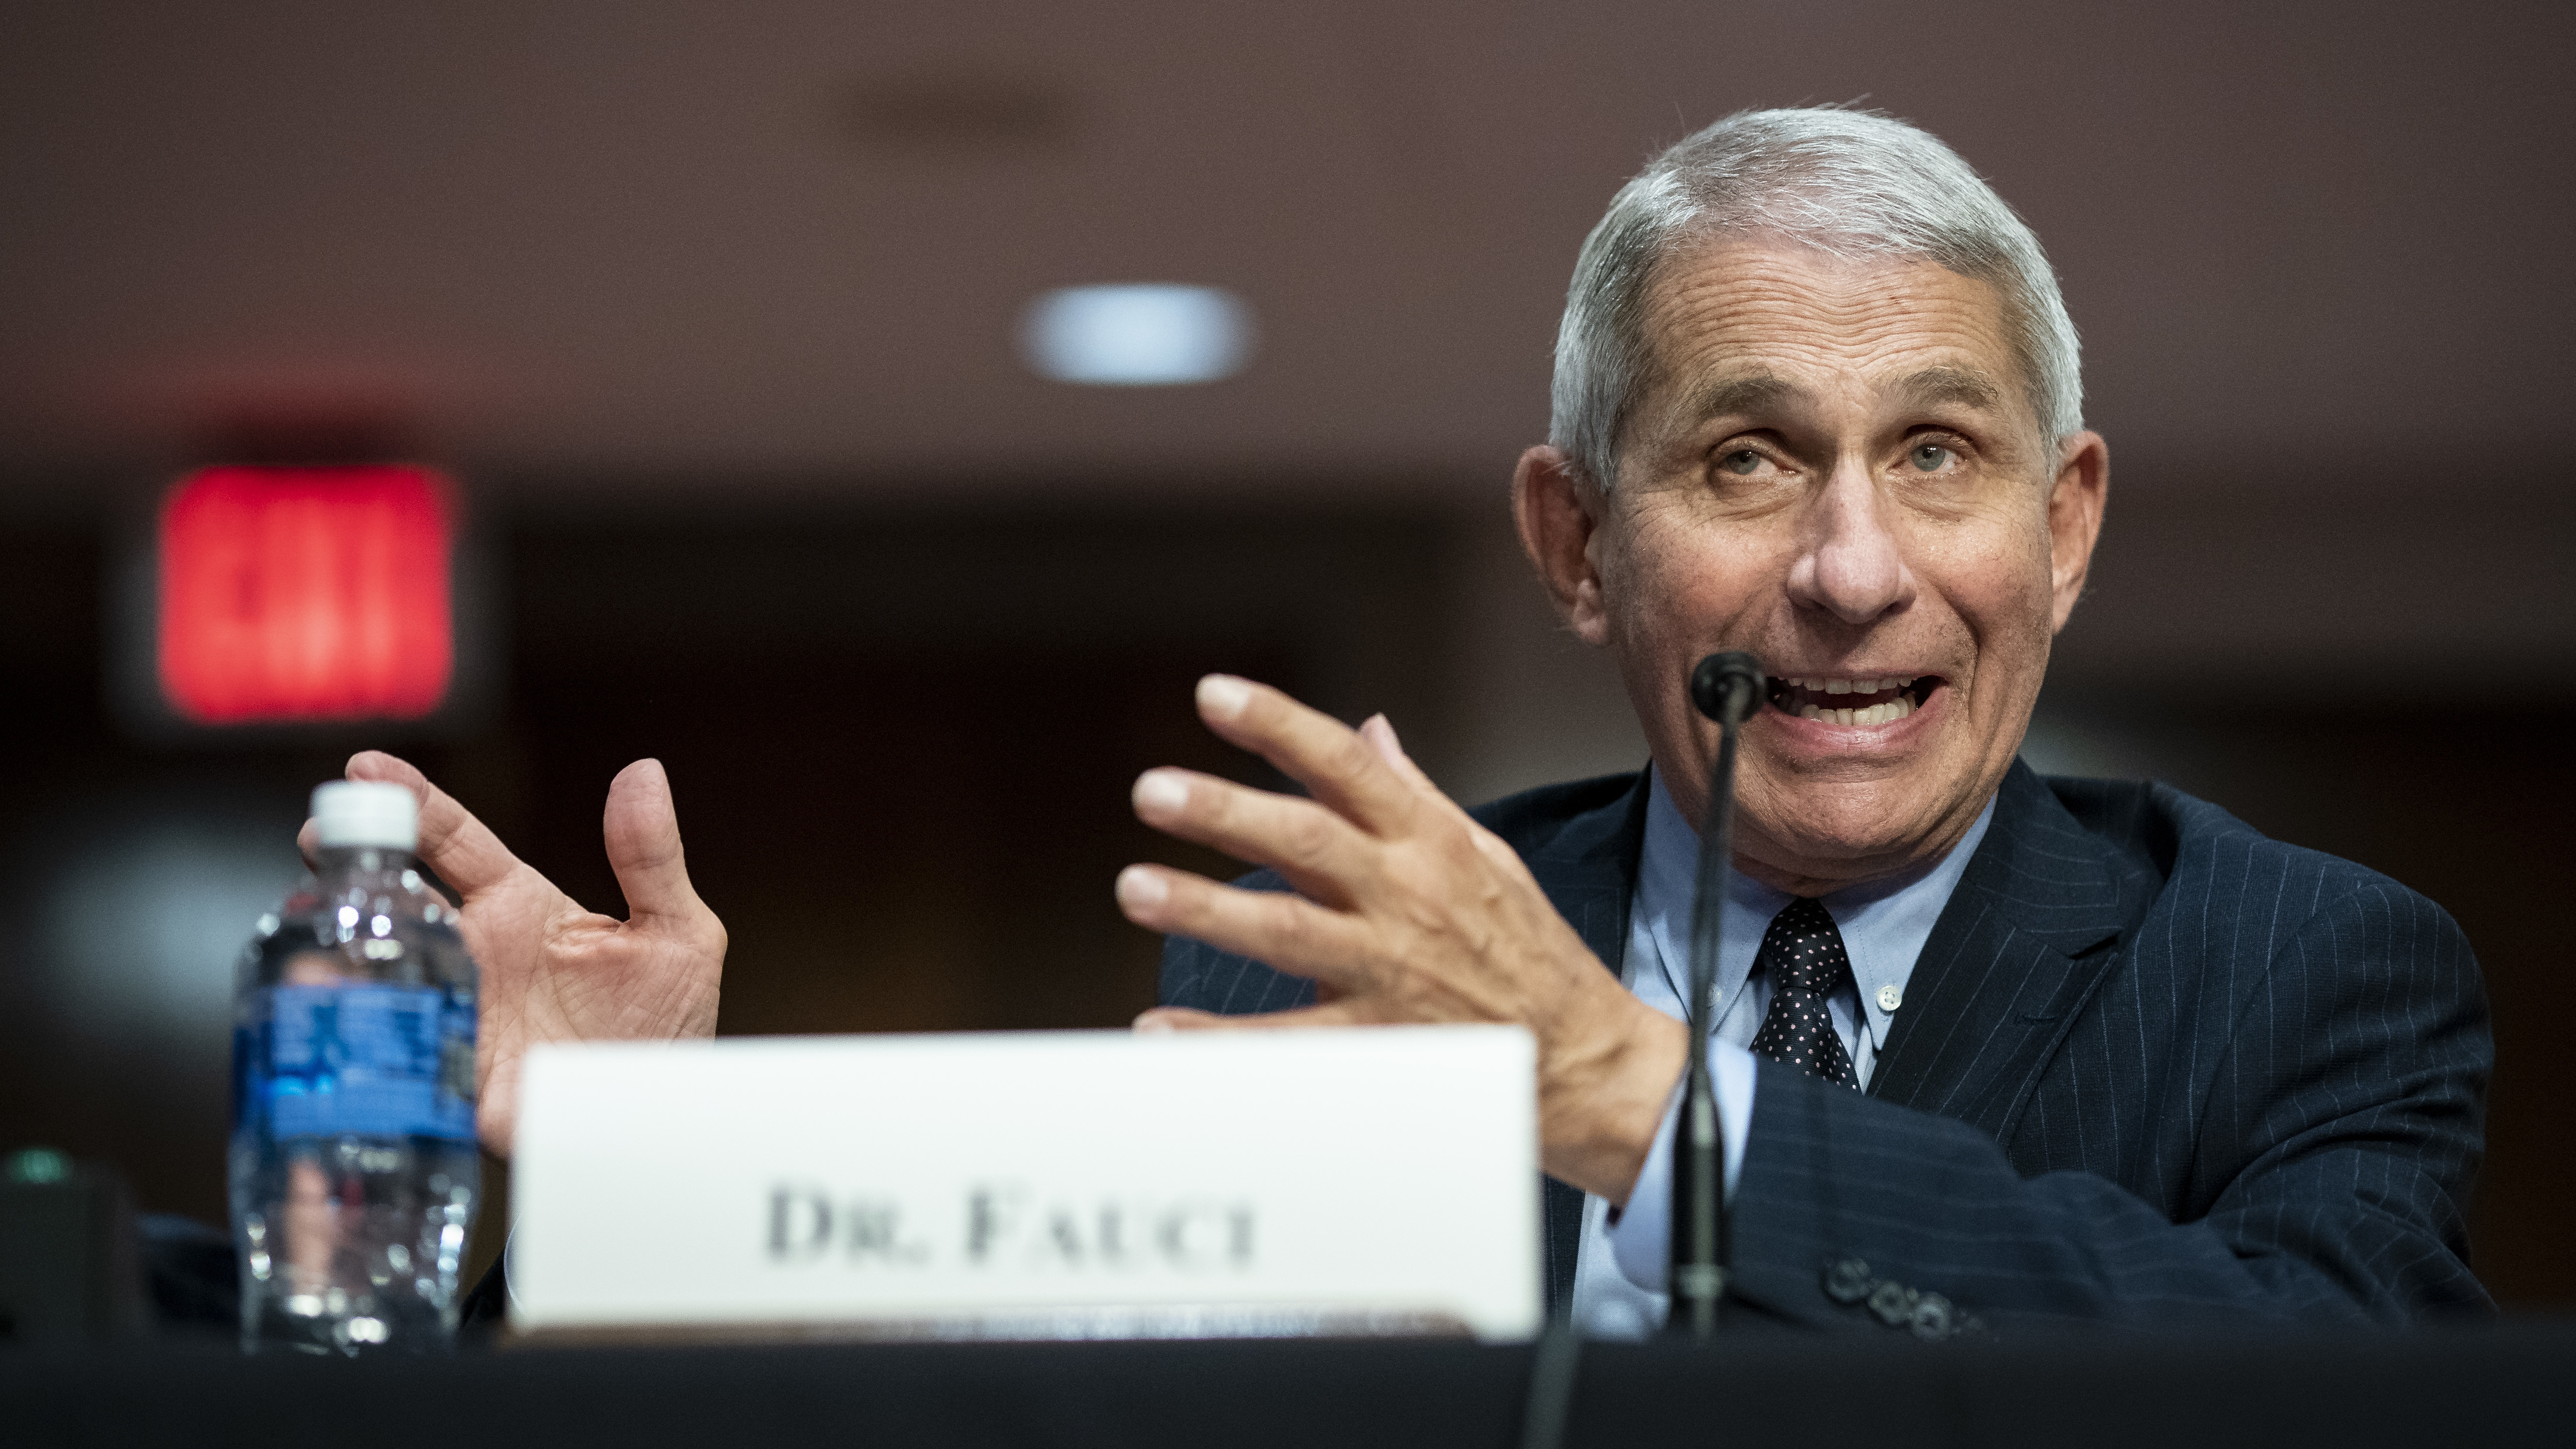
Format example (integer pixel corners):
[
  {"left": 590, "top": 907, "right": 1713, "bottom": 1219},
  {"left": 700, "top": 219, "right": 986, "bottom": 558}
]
[{"left": 249, "top": 985, "right": 477, "bottom": 1142}]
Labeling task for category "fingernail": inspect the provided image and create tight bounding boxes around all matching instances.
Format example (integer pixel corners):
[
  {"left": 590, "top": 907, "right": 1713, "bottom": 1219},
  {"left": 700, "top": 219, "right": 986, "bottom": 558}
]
[
  {"left": 1360, "top": 713, "right": 1409, "bottom": 766},
  {"left": 1132, "top": 1012, "right": 1176, "bottom": 1035},
  {"left": 1197, "top": 674, "right": 1252, "bottom": 719},
  {"left": 1131, "top": 770, "right": 1189, "bottom": 816},
  {"left": 1116, "top": 865, "right": 1169, "bottom": 911}
]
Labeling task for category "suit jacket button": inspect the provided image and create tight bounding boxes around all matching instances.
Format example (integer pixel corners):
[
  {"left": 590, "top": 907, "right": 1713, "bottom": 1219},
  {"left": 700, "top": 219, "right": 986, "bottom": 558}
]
[
  {"left": 1824, "top": 1258, "right": 1874, "bottom": 1304},
  {"left": 1868, "top": 1281, "right": 1919, "bottom": 1327},
  {"left": 1909, "top": 1293, "right": 1956, "bottom": 1341}
]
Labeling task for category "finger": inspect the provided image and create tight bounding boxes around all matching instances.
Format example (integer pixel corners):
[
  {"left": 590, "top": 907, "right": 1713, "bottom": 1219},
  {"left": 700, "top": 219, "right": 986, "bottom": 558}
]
[
  {"left": 345, "top": 751, "right": 522, "bottom": 897},
  {"left": 295, "top": 817, "right": 320, "bottom": 872},
  {"left": 1130, "top": 768, "right": 1369, "bottom": 901},
  {"left": 1114, "top": 864, "right": 1373, "bottom": 992},
  {"left": 1195, "top": 676, "right": 1417, "bottom": 836},
  {"left": 1360, "top": 713, "right": 1524, "bottom": 876},
  {"left": 601, "top": 759, "right": 710, "bottom": 926},
  {"left": 1358, "top": 713, "right": 1439, "bottom": 796},
  {"left": 1132, "top": 1002, "right": 1366, "bottom": 1033}
]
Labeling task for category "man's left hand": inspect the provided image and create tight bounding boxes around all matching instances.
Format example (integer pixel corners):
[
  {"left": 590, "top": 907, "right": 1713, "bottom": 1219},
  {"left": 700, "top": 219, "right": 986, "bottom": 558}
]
[{"left": 1118, "top": 675, "right": 1688, "bottom": 1203}]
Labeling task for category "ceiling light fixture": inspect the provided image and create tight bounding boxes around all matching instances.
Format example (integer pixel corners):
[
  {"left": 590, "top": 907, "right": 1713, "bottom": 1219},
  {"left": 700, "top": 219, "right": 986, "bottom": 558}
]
[{"left": 1019, "top": 285, "right": 1255, "bottom": 386}]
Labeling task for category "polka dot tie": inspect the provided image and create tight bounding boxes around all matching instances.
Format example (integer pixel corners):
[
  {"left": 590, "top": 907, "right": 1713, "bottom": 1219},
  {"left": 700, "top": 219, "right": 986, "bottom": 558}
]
[{"left": 1746, "top": 896, "right": 1859, "bottom": 1088}]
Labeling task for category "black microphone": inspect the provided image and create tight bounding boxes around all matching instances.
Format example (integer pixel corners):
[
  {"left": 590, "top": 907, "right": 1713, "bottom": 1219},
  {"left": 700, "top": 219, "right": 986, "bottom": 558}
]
[
  {"left": 1668, "top": 650, "right": 1763, "bottom": 1338},
  {"left": 1689, "top": 652, "right": 1765, "bottom": 731}
]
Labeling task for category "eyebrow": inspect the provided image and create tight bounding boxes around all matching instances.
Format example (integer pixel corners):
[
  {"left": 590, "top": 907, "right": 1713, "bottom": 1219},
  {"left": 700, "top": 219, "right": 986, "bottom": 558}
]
[
  {"left": 1889, "top": 365, "right": 2004, "bottom": 413},
  {"left": 1652, "top": 363, "right": 2010, "bottom": 447},
  {"left": 1665, "top": 370, "right": 1804, "bottom": 428}
]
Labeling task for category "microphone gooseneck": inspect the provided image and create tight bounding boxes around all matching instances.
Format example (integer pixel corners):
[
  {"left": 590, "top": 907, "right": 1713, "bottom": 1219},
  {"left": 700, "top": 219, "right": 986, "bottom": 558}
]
[{"left": 1668, "top": 650, "right": 1762, "bottom": 1339}]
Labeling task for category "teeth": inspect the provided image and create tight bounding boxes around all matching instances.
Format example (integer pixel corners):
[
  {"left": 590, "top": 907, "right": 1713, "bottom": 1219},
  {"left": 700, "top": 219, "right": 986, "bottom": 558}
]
[
  {"left": 1794, "top": 696, "right": 1916, "bottom": 726},
  {"left": 1780, "top": 675, "right": 1921, "bottom": 696},
  {"left": 1777, "top": 675, "right": 1926, "bottom": 718}
]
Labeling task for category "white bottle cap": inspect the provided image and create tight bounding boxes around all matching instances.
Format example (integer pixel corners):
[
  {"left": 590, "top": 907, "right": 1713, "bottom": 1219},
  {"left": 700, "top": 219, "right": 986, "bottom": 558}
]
[{"left": 311, "top": 780, "right": 420, "bottom": 851}]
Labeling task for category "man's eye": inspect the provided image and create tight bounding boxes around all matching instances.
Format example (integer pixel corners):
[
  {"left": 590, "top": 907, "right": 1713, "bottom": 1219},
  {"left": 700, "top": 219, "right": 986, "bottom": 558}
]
[
  {"left": 1909, "top": 443, "right": 1953, "bottom": 472},
  {"left": 1720, "top": 449, "right": 1763, "bottom": 476}
]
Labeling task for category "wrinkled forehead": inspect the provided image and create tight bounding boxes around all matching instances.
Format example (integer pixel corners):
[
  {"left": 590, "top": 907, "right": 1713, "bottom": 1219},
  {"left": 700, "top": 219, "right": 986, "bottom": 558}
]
[{"left": 1631, "top": 237, "right": 2035, "bottom": 440}]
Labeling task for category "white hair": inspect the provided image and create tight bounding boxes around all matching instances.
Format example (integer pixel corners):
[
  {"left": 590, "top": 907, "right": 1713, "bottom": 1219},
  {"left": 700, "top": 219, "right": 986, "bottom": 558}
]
[{"left": 1549, "top": 107, "right": 2082, "bottom": 491}]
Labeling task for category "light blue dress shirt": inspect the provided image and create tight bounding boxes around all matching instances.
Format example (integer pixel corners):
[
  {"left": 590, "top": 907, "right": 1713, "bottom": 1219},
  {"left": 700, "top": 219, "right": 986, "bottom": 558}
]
[{"left": 1569, "top": 768, "right": 1996, "bottom": 1340}]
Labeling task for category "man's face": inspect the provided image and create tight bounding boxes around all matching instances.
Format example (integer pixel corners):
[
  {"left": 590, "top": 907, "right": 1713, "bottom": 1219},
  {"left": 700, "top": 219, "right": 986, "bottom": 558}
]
[{"left": 1522, "top": 239, "right": 2106, "bottom": 892}]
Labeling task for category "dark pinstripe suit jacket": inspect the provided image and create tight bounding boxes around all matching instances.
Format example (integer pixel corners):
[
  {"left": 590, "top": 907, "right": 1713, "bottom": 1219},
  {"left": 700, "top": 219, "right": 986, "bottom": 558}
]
[{"left": 1158, "top": 760, "right": 2493, "bottom": 1329}]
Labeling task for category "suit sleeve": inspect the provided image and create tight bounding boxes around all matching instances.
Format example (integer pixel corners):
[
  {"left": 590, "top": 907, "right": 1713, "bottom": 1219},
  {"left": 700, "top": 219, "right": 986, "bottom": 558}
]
[{"left": 1720, "top": 877, "right": 2492, "bottom": 1331}]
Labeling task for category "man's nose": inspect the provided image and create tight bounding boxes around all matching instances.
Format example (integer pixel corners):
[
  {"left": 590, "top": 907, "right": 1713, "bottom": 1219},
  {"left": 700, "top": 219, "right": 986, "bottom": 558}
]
[{"left": 1784, "top": 462, "right": 1917, "bottom": 625}]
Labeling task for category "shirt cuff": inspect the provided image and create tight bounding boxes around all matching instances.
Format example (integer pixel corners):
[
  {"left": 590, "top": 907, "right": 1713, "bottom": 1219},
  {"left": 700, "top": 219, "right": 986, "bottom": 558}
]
[{"left": 1609, "top": 1038, "right": 1756, "bottom": 1294}]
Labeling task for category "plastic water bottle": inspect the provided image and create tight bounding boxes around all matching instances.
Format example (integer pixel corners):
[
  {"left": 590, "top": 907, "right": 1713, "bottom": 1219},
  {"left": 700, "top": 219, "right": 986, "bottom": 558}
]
[{"left": 230, "top": 781, "right": 480, "bottom": 1354}]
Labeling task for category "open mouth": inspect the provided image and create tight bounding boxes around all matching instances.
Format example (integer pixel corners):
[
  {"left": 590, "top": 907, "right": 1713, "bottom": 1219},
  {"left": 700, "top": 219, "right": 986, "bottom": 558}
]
[{"left": 1766, "top": 674, "right": 1939, "bottom": 727}]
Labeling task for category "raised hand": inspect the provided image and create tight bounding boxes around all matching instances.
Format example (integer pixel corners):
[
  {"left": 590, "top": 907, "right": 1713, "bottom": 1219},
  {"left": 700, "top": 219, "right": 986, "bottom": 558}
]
[
  {"left": 300, "top": 752, "right": 726, "bottom": 1158},
  {"left": 1115, "top": 675, "right": 1687, "bottom": 1203}
]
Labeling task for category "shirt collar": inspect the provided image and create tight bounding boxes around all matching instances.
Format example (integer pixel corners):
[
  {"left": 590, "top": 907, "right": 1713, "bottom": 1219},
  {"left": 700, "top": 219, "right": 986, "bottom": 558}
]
[{"left": 1634, "top": 767, "right": 1996, "bottom": 1050}]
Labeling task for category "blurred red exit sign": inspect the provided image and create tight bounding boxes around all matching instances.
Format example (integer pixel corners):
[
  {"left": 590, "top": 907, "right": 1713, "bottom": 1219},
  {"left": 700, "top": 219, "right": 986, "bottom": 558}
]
[{"left": 157, "top": 465, "right": 456, "bottom": 724}]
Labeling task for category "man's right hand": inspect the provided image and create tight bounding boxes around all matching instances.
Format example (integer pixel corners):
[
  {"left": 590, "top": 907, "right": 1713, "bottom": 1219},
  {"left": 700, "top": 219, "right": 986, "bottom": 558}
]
[{"left": 299, "top": 752, "right": 727, "bottom": 1159}]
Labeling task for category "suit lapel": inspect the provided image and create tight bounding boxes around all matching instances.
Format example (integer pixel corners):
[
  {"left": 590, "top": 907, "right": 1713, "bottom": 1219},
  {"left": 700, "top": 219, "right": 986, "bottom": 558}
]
[
  {"left": 1519, "top": 772, "right": 1652, "bottom": 1316},
  {"left": 1522, "top": 772, "right": 1654, "bottom": 979},
  {"left": 1868, "top": 761, "right": 2151, "bottom": 1144}
]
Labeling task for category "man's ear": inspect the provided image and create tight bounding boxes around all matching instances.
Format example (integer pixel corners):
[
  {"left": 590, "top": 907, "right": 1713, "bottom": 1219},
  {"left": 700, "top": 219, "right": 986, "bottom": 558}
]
[
  {"left": 2045, "top": 430, "right": 2110, "bottom": 633},
  {"left": 1511, "top": 446, "right": 1613, "bottom": 646}
]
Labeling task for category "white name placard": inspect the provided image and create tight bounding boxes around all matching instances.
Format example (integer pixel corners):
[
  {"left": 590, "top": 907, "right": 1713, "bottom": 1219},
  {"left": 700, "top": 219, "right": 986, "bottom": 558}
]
[{"left": 510, "top": 1026, "right": 1540, "bottom": 1341}]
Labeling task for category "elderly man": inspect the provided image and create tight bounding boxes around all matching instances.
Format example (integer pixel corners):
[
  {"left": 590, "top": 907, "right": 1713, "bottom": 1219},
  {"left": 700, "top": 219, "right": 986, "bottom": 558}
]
[
  {"left": 343, "top": 108, "right": 2486, "bottom": 1334},
  {"left": 1121, "top": 109, "right": 2490, "bottom": 1334}
]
